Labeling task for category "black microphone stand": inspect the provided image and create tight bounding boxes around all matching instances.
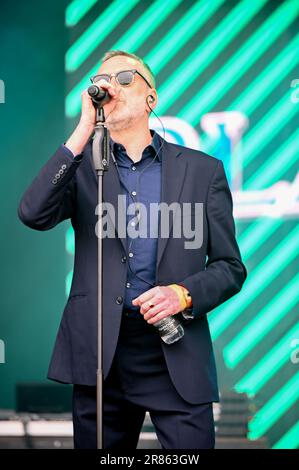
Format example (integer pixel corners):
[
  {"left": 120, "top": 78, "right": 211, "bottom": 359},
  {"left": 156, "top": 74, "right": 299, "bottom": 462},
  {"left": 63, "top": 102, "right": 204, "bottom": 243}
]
[{"left": 92, "top": 104, "right": 110, "bottom": 449}]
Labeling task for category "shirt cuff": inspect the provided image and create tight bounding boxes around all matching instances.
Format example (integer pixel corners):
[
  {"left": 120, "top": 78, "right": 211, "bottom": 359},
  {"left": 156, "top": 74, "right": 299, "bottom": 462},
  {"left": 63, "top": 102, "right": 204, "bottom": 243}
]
[
  {"left": 177, "top": 283, "right": 194, "bottom": 319},
  {"left": 181, "top": 308, "right": 195, "bottom": 320},
  {"left": 62, "top": 144, "right": 83, "bottom": 162}
]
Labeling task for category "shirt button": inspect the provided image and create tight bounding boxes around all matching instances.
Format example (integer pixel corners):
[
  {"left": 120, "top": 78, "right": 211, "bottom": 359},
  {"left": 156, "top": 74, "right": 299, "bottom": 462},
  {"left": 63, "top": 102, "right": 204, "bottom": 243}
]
[
  {"left": 128, "top": 252, "right": 134, "bottom": 258},
  {"left": 121, "top": 256, "right": 127, "bottom": 263},
  {"left": 126, "top": 282, "right": 131, "bottom": 288},
  {"left": 131, "top": 166, "right": 136, "bottom": 171},
  {"left": 131, "top": 191, "right": 137, "bottom": 196},
  {"left": 115, "top": 296, "right": 123, "bottom": 305}
]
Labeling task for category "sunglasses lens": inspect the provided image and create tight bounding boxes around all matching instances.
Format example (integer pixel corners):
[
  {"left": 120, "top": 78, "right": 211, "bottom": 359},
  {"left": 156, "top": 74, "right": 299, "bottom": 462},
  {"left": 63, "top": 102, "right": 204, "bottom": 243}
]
[
  {"left": 92, "top": 75, "right": 110, "bottom": 83},
  {"left": 117, "top": 71, "right": 134, "bottom": 86}
]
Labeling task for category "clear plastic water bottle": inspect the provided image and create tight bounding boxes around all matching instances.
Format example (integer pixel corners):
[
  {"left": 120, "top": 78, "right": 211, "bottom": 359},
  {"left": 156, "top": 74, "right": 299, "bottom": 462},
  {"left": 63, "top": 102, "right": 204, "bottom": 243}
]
[{"left": 153, "top": 315, "right": 184, "bottom": 344}]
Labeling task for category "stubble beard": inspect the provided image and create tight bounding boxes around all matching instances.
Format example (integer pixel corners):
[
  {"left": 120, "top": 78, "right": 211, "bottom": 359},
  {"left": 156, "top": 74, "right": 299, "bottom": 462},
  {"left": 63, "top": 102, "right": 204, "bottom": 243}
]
[{"left": 105, "top": 97, "right": 146, "bottom": 132}]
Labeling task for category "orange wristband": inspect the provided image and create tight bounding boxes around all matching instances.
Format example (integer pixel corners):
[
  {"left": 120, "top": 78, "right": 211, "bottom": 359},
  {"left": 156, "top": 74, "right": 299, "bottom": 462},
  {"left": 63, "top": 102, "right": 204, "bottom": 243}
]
[
  {"left": 168, "top": 284, "right": 192, "bottom": 310},
  {"left": 179, "top": 285, "right": 193, "bottom": 309}
]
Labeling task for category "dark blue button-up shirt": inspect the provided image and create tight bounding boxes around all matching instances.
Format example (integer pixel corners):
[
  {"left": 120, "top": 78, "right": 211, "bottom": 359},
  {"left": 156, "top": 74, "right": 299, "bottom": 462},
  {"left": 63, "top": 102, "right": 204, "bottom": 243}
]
[{"left": 110, "top": 130, "right": 162, "bottom": 311}]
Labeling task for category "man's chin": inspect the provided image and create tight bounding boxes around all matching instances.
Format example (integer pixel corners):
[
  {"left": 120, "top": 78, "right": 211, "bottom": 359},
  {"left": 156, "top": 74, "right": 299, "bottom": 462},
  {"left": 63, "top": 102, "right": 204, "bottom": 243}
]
[
  {"left": 105, "top": 108, "right": 145, "bottom": 131},
  {"left": 105, "top": 116, "right": 131, "bottom": 132}
]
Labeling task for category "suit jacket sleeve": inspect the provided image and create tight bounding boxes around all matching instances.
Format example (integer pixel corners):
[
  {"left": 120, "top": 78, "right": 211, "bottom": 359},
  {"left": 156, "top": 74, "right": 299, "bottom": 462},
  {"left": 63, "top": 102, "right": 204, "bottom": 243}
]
[
  {"left": 180, "top": 159, "right": 247, "bottom": 319},
  {"left": 18, "top": 145, "right": 83, "bottom": 230}
]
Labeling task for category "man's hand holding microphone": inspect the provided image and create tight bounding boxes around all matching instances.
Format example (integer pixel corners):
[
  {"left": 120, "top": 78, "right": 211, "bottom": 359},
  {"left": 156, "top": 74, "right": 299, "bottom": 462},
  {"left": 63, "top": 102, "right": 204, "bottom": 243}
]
[{"left": 65, "top": 80, "right": 117, "bottom": 156}]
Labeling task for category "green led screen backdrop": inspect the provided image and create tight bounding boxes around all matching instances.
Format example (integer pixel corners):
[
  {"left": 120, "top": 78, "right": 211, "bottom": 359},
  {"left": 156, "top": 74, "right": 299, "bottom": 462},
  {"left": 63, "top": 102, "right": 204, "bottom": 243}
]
[{"left": 0, "top": 0, "right": 298, "bottom": 449}]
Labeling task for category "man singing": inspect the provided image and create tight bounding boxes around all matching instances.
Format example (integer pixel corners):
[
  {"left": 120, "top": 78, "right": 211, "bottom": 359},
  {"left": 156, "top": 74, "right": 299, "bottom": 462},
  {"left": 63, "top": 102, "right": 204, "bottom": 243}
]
[{"left": 18, "top": 50, "right": 247, "bottom": 449}]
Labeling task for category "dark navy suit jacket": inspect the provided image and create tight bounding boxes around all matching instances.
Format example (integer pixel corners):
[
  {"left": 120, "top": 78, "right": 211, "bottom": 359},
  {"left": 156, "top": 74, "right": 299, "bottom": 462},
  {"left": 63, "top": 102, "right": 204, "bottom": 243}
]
[{"left": 18, "top": 135, "right": 247, "bottom": 405}]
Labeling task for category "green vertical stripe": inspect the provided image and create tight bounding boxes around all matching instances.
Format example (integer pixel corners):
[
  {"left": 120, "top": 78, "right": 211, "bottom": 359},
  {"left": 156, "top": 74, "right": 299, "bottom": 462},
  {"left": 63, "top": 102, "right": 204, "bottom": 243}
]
[
  {"left": 242, "top": 91, "right": 299, "bottom": 167},
  {"left": 66, "top": 0, "right": 224, "bottom": 117},
  {"left": 179, "top": 0, "right": 299, "bottom": 123},
  {"left": 210, "top": 225, "right": 299, "bottom": 340},
  {"left": 66, "top": 226, "right": 75, "bottom": 255},
  {"left": 238, "top": 219, "right": 282, "bottom": 260},
  {"left": 156, "top": 0, "right": 268, "bottom": 114},
  {"left": 244, "top": 128, "right": 299, "bottom": 189},
  {"left": 272, "top": 421, "right": 299, "bottom": 449},
  {"left": 248, "top": 371, "right": 299, "bottom": 439},
  {"left": 145, "top": 0, "right": 226, "bottom": 74},
  {"left": 66, "top": 0, "right": 140, "bottom": 72},
  {"left": 66, "top": 270, "right": 73, "bottom": 297},
  {"left": 112, "top": 0, "right": 184, "bottom": 53},
  {"left": 224, "top": 274, "right": 299, "bottom": 369},
  {"left": 66, "top": 0, "right": 98, "bottom": 27},
  {"left": 235, "top": 322, "right": 299, "bottom": 394},
  {"left": 234, "top": 321, "right": 299, "bottom": 394},
  {"left": 228, "top": 34, "right": 299, "bottom": 115}
]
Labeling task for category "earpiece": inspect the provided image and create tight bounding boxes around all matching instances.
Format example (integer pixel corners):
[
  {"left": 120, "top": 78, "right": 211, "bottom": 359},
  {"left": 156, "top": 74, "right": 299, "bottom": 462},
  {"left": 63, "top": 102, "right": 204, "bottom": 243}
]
[{"left": 148, "top": 95, "right": 155, "bottom": 104}]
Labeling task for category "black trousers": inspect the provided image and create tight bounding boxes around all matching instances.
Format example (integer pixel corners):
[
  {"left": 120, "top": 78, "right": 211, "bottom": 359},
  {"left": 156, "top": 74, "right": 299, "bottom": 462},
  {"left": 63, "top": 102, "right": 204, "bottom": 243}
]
[{"left": 72, "top": 311, "right": 215, "bottom": 449}]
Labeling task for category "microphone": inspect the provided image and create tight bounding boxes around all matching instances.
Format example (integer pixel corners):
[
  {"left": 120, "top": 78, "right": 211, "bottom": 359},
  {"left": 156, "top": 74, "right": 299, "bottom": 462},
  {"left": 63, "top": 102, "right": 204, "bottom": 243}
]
[{"left": 87, "top": 85, "right": 110, "bottom": 104}]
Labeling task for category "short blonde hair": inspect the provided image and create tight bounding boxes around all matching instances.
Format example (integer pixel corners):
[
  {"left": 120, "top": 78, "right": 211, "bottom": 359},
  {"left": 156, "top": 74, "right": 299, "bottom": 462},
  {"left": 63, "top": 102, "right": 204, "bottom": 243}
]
[{"left": 101, "top": 50, "right": 156, "bottom": 88}]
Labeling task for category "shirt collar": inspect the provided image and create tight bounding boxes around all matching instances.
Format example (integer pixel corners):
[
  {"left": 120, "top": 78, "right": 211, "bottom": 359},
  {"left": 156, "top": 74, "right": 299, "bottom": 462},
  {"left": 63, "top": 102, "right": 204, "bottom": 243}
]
[{"left": 110, "top": 129, "right": 162, "bottom": 162}]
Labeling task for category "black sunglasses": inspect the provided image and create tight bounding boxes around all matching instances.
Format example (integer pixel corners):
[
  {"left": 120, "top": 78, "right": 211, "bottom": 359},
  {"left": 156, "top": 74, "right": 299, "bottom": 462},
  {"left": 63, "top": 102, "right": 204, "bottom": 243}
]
[{"left": 90, "top": 69, "right": 153, "bottom": 89}]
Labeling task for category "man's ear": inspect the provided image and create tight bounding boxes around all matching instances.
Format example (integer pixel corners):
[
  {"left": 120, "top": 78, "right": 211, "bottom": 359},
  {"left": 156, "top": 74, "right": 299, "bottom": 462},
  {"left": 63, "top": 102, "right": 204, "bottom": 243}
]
[{"left": 146, "top": 90, "right": 158, "bottom": 113}]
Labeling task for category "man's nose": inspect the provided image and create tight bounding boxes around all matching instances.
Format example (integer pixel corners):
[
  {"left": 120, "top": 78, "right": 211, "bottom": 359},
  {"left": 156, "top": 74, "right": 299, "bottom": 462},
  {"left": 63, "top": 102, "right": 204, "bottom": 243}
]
[{"left": 110, "top": 75, "right": 118, "bottom": 86}]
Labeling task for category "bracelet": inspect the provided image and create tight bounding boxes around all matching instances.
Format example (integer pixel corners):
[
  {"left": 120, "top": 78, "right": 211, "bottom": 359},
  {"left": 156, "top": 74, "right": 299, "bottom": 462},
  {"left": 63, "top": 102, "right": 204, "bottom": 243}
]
[
  {"left": 168, "top": 284, "right": 191, "bottom": 310},
  {"left": 179, "top": 285, "right": 193, "bottom": 309}
]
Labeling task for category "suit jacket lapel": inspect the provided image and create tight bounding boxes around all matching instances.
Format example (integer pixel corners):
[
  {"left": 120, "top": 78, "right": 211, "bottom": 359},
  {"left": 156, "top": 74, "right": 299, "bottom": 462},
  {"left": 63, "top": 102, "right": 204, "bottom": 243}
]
[{"left": 155, "top": 139, "right": 188, "bottom": 274}]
